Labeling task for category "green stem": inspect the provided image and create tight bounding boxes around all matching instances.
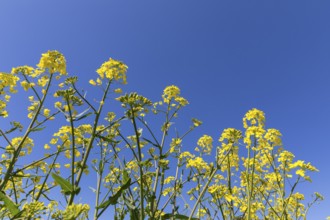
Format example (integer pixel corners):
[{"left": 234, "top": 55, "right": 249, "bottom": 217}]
[
  {"left": 35, "top": 147, "right": 62, "bottom": 201},
  {"left": 188, "top": 145, "right": 233, "bottom": 220},
  {"left": 66, "top": 95, "right": 76, "bottom": 205},
  {"left": 68, "top": 79, "right": 112, "bottom": 204},
  {"left": 131, "top": 112, "right": 144, "bottom": 220},
  {"left": 0, "top": 74, "right": 53, "bottom": 191}
]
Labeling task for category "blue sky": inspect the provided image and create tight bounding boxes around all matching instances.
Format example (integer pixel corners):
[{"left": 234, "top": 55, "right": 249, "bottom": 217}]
[{"left": 1, "top": 0, "right": 330, "bottom": 219}]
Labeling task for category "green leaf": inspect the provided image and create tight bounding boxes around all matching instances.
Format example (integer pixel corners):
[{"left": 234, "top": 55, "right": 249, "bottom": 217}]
[
  {"left": 162, "top": 214, "right": 198, "bottom": 220},
  {"left": 123, "top": 169, "right": 129, "bottom": 184},
  {"left": 75, "top": 112, "right": 92, "bottom": 121},
  {"left": 95, "top": 134, "right": 120, "bottom": 144},
  {"left": 51, "top": 173, "right": 74, "bottom": 195},
  {"left": 30, "top": 126, "right": 46, "bottom": 132},
  {"left": 142, "top": 137, "right": 160, "bottom": 148},
  {"left": 97, "top": 178, "right": 131, "bottom": 209},
  {"left": 0, "top": 191, "right": 20, "bottom": 216}
]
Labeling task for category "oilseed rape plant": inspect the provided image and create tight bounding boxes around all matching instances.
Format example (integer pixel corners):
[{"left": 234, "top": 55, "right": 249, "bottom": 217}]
[{"left": 0, "top": 51, "right": 326, "bottom": 219}]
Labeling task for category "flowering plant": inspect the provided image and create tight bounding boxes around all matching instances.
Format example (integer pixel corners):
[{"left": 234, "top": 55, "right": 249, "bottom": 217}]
[{"left": 0, "top": 51, "right": 325, "bottom": 219}]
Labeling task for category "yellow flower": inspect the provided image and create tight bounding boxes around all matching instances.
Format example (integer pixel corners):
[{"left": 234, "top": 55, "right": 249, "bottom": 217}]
[
  {"left": 54, "top": 101, "right": 62, "bottom": 108},
  {"left": 37, "top": 50, "right": 67, "bottom": 75},
  {"left": 44, "top": 144, "right": 51, "bottom": 150},
  {"left": 38, "top": 76, "right": 49, "bottom": 87},
  {"left": 219, "top": 128, "right": 242, "bottom": 143},
  {"left": 197, "top": 135, "right": 213, "bottom": 155},
  {"left": 265, "top": 128, "right": 282, "bottom": 146},
  {"left": 65, "top": 150, "right": 71, "bottom": 159},
  {"left": 186, "top": 156, "right": 209, "bottom": 171},
  {"left": 44, "top": 108, "right": 50, "bottom": 117},
  {"left": 96, "top": 58, "right": 128, "bottom": 84},
  {"left": 89, "top": 79, "right": 96, "bottom": 86},
  {"left": 11, "top": 65, "right": 35, "bottom": 76},
  {"left": 162, "top": 85, "right": 180, "bottom": 104},
  {"left": 174, "top": 96, "right": 189, "bottom": 106},
  {"left": 62, "top": 203, "right": 90, "bottom": 220},
  {"left": 170, "top": 138, "right": 182, "bottom": 153},
  {"left": 21, "top": 80, "right": 31, "bottom": 91},
  {"left": 243, "top": 108, "right": 265, "bottom": 128},
  {"left": 1, "top": 110, "right": 8, "bottom": 118},
  {"left": 114, "top": 88, "right": 122, "bottom": 94},
  {"left": 22, "top": 201, "right": 46, "bottom": 218},
  {"left": 164, "top": 176, "right": 175, "bottom": 184},
  {"left": 74, "top": 149, "right": 81, "bottom": 157},
  {"left": 192, "top": 118, "right": 202, "bottom": 127},
  {"left": 96, "top": 77, "right": 102, "bottom": 85}
]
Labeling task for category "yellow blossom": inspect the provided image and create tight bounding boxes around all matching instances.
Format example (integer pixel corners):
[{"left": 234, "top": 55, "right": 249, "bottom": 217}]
[
  {"left": 21, "top": 80, "right": 31, "bottom": 91},
  {"left": 37, "top": 50, "right": 67, "bottom": 75},
  {"left": 162, "top": 85, "right": 180, "bottom": 104},
  {"left": 114, "top": 88, "right": 122, "bottom": 93},
  {"left": 243, "top": 108, "right": 265, "bottom": 129},
  {"left": 170, "top": 138, "right": 182, "bottom": 153},
  {"left": 96, "top": 58, "right": 128, "bottom": 84},
  {"left": 44, "top": 144, "right": 51, "bottom": 150},
  {"left": 197, "top": 135, "right": 213, "bottom": 155},
  {"left": 89, "top": 79, "right": 96, "bottom": 86},
  {"left": 44, "top": 108, "right": 50, "bottom": 117}
]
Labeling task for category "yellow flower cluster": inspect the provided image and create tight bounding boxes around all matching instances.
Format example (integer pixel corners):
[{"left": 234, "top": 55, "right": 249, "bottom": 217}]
[
  {"left": 117, "top": 92, "right": 152, "bottom": 118},
  {"left": 11, "top": 65, "right": 35, "bottom": 76},
  {"left": 218, "top": 128, "right": 241, "bottom": 171},
  {"left": 96, "top": 58, "right": 128, "bottom": 84},
  {"left": 219, "top": 128, "right": 242, "bottom": 144},
  {"left": 0, "top": 72, "right": 19, "bottom": 117},
  {"left": 243, "top": 108, "right": 265, "bottom": 129},
  {"left": 289, "top": 160, "right": 318, "bottom": 181},
  {"left": 170, "top": 138, "right": 182, "bottom": 153},
  {"left": 164, "top": 176, "right": 175, "bottom": 184},
  {"left": 264, "top": 128, "right": 282, "bottom": 147},
  {"left": 243, "top": 109, "right": 266, "bottom": 146},
  {"left": 37, "top": 50, "right": 67, "bottom": 75},
  {"left": 22, "top": 201, "right": 46, "bottom": 218},
  {"left": 278, "top": 150, "right": 295, "bottom": 171},
  {"left": 186, "top": 156, "right": 209, "bottom": 172},
  {"left": 196, "top": 135, "right": 213, "bottom": 155},
  {"left": 6, "top": 137, "right": 34, "bottom": 156},
  {"left": 162, "top": 85, "right": 188, "bottom": 106},
  {"left": 61, "top": 203, "right": 90, "bottom": 220}
]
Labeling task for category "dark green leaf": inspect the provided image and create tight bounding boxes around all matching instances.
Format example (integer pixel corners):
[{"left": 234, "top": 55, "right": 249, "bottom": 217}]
[
  {"left": 97, "top": 178, "right": 131, "bottom": 209},
  {"left": 51, "top": 173, "right": 74, "bottom": 195},
  {"left": 30, "top": 126, "right": 46, "bottom": 132},
  {"left": 75, "top": 112, "right": 92, "bottom": 121},
  {"left": 162, "top": 213, "right": 198, "bottom": 220},
  {"left": 142, "top": 137, "right": 160, "bottom": 148},
  {"left": 0, "top": 191, "right": 20, "bottom": 216},
  {"left": 95, "top": 134, "right": 119, "bottom": 144},
  {"left": 123, "top": 170, "right": 129, "bottom": 184}
]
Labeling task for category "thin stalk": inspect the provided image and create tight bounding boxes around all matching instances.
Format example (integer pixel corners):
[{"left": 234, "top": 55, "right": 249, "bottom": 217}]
[
  {"left": 279, "top": 176, "right": 301, "bottom": 219},
  {"left": 35, "top": 147, "right": 62, "bottom": 201},
  {"left": 68, "top": 79, "right": 112, "bottom": 204},
  {"left": 93, "top": 161, "right": 103, "bottom": 219},
  {"left": 226, "top": 153, "right": 234, "bottom": 219},
  {"left": 0, "top": 74, "right": 53, "bottom": 191},
  {"left": 131, "top": 111, "right": 144, "bottom": 220},
  {"left": 246, "top": 136, "right": 256, "bottom": 220},
  {"left": 188, "top": 145, "right": 233, "bottom": 220},
  {"left": 66, "top": 95, "right": 76, "bottom": 205}
]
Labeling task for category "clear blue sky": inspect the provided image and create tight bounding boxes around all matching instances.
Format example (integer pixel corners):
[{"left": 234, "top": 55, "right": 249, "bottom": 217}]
[{"left": 1, "top": 1, "right": 330, "bottom": 219}]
